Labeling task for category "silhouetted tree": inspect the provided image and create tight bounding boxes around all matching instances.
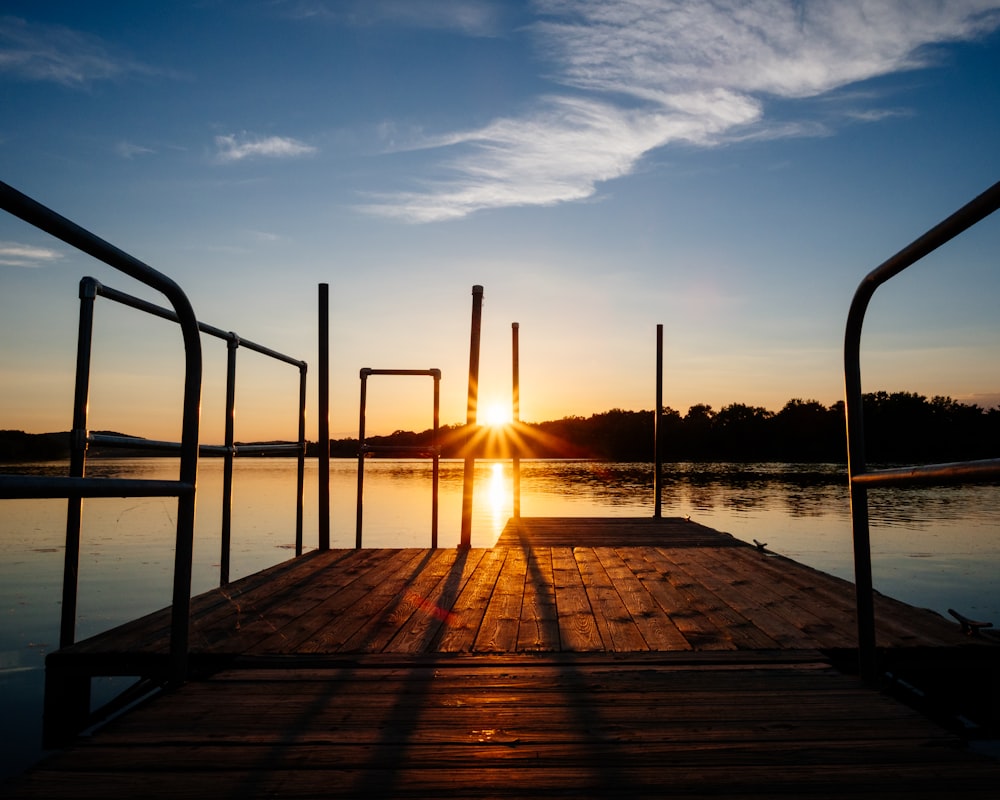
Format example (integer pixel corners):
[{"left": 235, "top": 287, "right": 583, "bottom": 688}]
[
  {"left": 713, "top": 403, "right": 773, "bottom": 460},
  {"left": 772, "top": 399, "right": 843, "bottom": 462}
]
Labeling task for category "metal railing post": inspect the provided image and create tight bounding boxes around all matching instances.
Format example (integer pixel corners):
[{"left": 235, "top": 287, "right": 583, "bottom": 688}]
[
  {"left": 460, "top": 285, "right": 484, "bottom": 549},
  {"left": 318, "top": 283, "right": 330, "bottom": 551},
  {"left": 654, "top": 324, "right": 663, "bottom": 519},
  {"left": 296, "top": 363, "right": 307, "bottom": 556},
  {"left": 356, "top": 369, "right": 369, "bottom": 549},
  {"left": 220, "top": 334, "right": 238, "bottom": 586},
  {"left": 844, "top": 292, "right": 877, "bottom": 684},
  {"left": 432, "top": 370, "right": 441, "bottom": 549},
  {"left": 60, "top": 277, "right": 98, "bottom": 649},
  {"left": 512, "top": 322, "right": 521, "bottom": 520}
]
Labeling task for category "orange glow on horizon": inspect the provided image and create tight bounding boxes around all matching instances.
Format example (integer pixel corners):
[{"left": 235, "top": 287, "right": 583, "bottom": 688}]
[{"left": 438, "top": 418, "right": 594, "bottom": 459}]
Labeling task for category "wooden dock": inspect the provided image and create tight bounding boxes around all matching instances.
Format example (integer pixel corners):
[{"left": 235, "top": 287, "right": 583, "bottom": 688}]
[{"left": 5, "top": 517, "right": 999, "bottom": 798}]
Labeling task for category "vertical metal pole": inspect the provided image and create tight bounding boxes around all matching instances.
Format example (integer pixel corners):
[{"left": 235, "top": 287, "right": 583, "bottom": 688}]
[
  {"left": 431, "top": 370, "right": 440, "bottom": 548},
  {"left": 169, "top": 293, "right": 202, "bottom": 686},
  {"left": 459, "top": 285, "right": 484, "bottom": 549},
  {"left": 512, "top": 322, "right": 520, "bottom": 520},
  {"left": 654, "top": 324, "right": 663, "bottom": 519},
  {"left": 61, "top": 278, "right": 97, "bottom": 649},
  {"left": 220, "top": 335, "right": 238, "bottom": 585},
  {"left": 849, "top": 480, "right": 876, "bottom": 682},
  {"left": 318, "top": 284, "right": 330, "bottom": 551},
  {"left": 845, "top": 315, "right": 877, "bottom": 685},
  {"left": 355, "top": 370, "right": 369, "bottom": 549},
  {"left": 295, "top": 364, "right": 307, "bottom": 557}
]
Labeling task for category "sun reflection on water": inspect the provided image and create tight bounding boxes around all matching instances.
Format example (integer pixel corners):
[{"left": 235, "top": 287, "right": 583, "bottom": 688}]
[{"left": 484, "top": 461, "right": 512, "bottom": 543}]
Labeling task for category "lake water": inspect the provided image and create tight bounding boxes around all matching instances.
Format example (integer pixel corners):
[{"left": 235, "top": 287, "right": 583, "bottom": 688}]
[{"left": 2, "top": 457, "right": 998, "bottom": 779}]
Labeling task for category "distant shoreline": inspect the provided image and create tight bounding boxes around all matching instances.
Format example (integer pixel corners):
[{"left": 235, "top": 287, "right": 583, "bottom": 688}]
[{"left": 3, "top": 391, "right": 997, "bottom": 463}]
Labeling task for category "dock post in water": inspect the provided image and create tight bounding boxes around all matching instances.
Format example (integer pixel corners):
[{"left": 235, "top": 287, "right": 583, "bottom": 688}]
[
  {"left": 654, "top": 323, "right": 663, "bottom": 518},
  {"left": 512, "top": 321, "right": 520, "bottom": 520},
  {"left": 318, "top": 283, "right": 330, "bottom": 551},
  {"left": 220, "top": 333, "right": 238, "bottom": 584},
  {"left": 355, "top": 369, "right": 369, "bottom": 548},
  {"left": 460, "top": 285, "right": 484, "bottom": 549}
]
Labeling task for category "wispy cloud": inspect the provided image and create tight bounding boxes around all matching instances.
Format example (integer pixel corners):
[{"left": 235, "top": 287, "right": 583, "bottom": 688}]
[
  {"left": 214, "top": 133, "right": 318, "bottom": 163},
  {"left": 115, "top": 140, "right": 155, "bottom": 159},
  {"left": 0, "top": 241, "right": 63, "bottom": 268},
  {"left": 280, "top": 0, "right": 509, "bottom": 37},
  {"left": 361, "top": 92, "right": 761, "bottom": 221},
  {"left": 0, "top": 16, "right": 159, "bottom": 86},
  {"left": 365, "top": 0, "right": 1000, "bottom": 222}
]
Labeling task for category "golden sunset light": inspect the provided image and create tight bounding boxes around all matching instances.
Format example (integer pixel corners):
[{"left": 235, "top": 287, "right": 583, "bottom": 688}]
[{"left": 481, "top": 402, "right": 513, "bottom": 429}]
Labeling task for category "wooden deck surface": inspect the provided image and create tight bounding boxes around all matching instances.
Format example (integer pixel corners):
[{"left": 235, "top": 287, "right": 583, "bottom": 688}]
[
  {"left": 52, "top": 516, "right": 977, "bottom": 664},
  {"left": 8, "top": 655, "right": 1000, "bottom": 798},
  {"left": 5, "top": 516, "right": 999, "bottom": 798}
]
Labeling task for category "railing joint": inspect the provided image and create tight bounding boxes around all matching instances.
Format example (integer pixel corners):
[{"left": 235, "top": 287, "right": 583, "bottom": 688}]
[{"left": 78, "top": 277, "right": 99, "bottom": 299}]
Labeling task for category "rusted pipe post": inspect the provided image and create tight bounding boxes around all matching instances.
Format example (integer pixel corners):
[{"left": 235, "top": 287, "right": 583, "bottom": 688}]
[
  {"left": 512, "top": 322, "right": 520, "bottom": 519},
  {"left": 460, "top": 285, "right": 484, "bottom": 549},
  {"left": 318, "top": 283, "right": 330, "bottom": 551},
  {"left": 654, "top": 324, "right": 663, "bottom": 518}
]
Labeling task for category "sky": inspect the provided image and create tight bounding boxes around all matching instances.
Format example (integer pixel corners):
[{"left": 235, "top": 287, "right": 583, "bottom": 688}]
[{"left": 2, "top": 0, "right": 1000, "bottom": 444}]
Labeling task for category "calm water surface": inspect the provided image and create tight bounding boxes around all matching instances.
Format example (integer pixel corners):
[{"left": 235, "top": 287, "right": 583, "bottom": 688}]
[{"left": 1, "top": 457, "right": 998, "bottom": 779}]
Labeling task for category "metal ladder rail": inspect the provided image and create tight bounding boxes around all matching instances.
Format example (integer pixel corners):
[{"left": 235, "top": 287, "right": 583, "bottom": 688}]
[
  {"left": 843, "top": 179, "right": 1000, "bottom": 685},
  {"left": 72, "top": 277, "right": 308, "bottom": 590},
  {"left": 0, "top": 180, "right": 202, "bottom": 686},
  {"left": 356, "top": 368, "right": 441, "bottom": 548}
]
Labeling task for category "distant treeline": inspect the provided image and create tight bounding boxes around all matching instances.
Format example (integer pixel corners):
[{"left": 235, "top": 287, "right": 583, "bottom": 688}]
[
  {"left": 4, "top": 392, "right": 999, "bottom": 464},
  {"left": 328, "top": 392, "right": 1000, "bottom": 463},
  {"left": 0, "top": 430, "right": 72, "bottom": 461}
]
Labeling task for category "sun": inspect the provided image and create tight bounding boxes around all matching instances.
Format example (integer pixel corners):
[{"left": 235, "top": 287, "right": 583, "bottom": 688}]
[{"left": 481, "top": 402, "right": 512, "bottom": 428}]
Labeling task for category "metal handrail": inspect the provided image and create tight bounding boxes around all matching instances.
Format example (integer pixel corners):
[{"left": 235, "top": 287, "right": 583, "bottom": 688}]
[
  {"left": 356, "top": 367, "right": 441, "bottom": 548},
  {"left": 76, "top": 277, "right": 308, "bottom": 586},
  {"left": 844, "top": 179, "right": 1000, "bottom": 685},
  {"left": 0, "top": 180, "right": 202, "bottom": 684}
]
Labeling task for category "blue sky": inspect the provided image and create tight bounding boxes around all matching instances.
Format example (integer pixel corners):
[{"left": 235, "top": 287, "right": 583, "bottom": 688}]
[{"left": 2, "top": 0, "right": 1000, "bottom": 443}]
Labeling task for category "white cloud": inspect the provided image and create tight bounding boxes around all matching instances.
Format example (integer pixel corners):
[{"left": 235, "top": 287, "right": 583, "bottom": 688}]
[
  {"left": 361, "top": 92, "right": 761, "bottom": 221},
  {"left": 534, "top": 0, "right": 1000, "bottom": 100},
  {"left": 365, "top": 0, "right": 1000, "bottom": 222},
  {"left": 214, "top": 133, "right": 318, "bottom": 163},
  {"left": 0, "top": 16, "right": 158, "bottom": 86},
  {"left": 0, "top": 241, "right": 63, "bottom": 268}
]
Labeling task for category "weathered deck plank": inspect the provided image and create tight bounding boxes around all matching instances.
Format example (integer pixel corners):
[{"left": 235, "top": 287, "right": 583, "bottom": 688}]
[
  {"left": 516, "top": 547, "right": 561, "bottom": 651},
  {"left": 473, "top": 546, "right": 526, "bottom": 652}
]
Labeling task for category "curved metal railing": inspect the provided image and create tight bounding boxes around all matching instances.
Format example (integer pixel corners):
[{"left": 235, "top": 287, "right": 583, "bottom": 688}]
[
  {"left": 844, "top": 179, "right": 1000, "bottom": 684},
  {"left": 0, "top": 180, "right": 202, "bottom": 683},
  {"left": 71, "top": 277, "right": 308, "bottom": 590}
]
